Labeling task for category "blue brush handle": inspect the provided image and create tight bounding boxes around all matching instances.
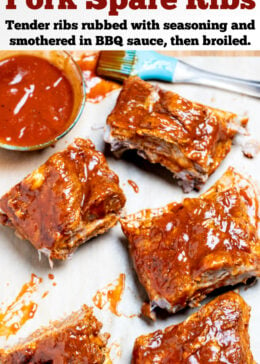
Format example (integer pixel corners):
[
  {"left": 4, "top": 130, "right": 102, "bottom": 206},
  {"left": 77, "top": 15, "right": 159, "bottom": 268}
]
[
  {"left": 134, "top": 51, "right": 260, "bottom": 98},
  {"left": 135, "top": 51, "right": 177, "bottom": 82}
]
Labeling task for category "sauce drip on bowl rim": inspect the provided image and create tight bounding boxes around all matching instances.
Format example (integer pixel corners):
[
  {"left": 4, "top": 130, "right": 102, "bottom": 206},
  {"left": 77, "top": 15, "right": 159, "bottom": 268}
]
[{"left": 0, "top": 55, "right": 74, "bottom": 148}]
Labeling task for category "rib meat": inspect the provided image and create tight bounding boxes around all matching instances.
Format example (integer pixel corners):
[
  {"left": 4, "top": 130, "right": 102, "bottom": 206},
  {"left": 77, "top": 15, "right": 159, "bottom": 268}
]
[
  {"left": 132, "top": 292, "right": 255, "bottom": 364},
  {"left": 121, "top": 167, "right": 260, "bottom": 313},
  {"left": 106, "top": 76, "right": 247, "bottom": 192},
  {"left": 0, "top": 305, "right": 110, "bottom": 364},
  {"left": 0, "top": 138, "right": 126, "bottom": 260}
]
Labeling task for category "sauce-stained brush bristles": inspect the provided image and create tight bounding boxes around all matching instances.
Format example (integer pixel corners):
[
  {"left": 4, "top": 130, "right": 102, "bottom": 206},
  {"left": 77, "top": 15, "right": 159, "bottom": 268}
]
[{"left": 96, "top": 51, "right": 137, "bottom": 82}]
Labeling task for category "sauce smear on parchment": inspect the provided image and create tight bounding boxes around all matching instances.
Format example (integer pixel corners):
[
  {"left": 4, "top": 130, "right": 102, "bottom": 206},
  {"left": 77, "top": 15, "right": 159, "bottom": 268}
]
[
  {"left": 72, "top": 52, "right": 120, "bottom": 103},
  {"left": 128, "top": 180, "right": 139, "bottom": 193},
  {"left": 93, "top": 274, "right": 125, "bottom": 316},
  {"left": 0, "top": 274, "right": 42, "bottom": 337},
  {"left": 0, "top": 55, "right": 74, "bottom": 147}
]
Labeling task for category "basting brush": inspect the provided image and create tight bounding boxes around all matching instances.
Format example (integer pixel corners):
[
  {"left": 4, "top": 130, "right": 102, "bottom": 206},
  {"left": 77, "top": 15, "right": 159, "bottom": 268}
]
[{"left": 96, "top": 51, "right": 260, "bottom": 98}]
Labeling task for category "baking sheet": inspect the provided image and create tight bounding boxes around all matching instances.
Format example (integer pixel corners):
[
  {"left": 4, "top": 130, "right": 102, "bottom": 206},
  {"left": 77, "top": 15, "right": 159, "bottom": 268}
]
[{"left": 0, "top": 56, "right": 259, "bottom": 363}]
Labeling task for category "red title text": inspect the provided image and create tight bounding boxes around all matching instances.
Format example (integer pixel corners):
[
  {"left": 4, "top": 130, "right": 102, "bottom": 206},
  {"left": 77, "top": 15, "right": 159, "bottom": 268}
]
[{"left": 5, "top": 0, "right": 256, "bottom": 16}]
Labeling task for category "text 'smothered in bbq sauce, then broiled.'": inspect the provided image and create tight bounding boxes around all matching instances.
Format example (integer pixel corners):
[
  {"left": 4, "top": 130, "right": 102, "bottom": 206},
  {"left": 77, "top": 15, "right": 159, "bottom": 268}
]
[{"left": 0, "top": 55, "right": 74, "bottom": 148}]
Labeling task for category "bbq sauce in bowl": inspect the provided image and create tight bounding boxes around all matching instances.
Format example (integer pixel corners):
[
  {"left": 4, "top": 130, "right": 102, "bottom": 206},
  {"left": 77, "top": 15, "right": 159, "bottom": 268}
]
[{"left": 0, "top": 51, "right": 85, "bottom": 151}]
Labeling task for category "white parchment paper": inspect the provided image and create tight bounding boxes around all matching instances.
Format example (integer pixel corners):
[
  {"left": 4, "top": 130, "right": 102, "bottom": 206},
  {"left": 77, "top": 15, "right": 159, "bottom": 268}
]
[{"left": 0, "top": 57, "right": 259, "bottom": 363}]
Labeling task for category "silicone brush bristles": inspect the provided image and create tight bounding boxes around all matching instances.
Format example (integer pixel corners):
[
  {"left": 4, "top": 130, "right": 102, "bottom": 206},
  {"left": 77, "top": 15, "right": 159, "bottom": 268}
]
[{"left": 96, "top": 51, "right": 137, "bottom": 82}]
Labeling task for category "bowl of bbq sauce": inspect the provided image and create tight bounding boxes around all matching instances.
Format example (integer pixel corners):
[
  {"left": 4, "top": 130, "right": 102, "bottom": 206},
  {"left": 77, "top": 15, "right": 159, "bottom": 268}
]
[{"left": 0, "top": 51, "right": 86, "bottom": 151}]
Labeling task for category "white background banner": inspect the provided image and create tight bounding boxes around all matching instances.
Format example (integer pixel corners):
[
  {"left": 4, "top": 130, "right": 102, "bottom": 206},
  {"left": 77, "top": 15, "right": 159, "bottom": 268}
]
[{"left": 0, "top": 0, "right": 259, "bottom": 50}]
